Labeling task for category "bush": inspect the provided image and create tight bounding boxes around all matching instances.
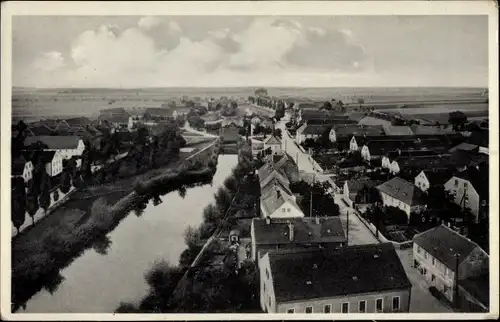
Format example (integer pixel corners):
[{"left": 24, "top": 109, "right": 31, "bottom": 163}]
[
  {"left": 134, "top": 179, "right": 147, "bottom": 195},
  {"left": 115, "top": 302, "right": 138, "bottom": 313},
  {"left": 87, "top": 197, "right": 112, "bottom": 230}
]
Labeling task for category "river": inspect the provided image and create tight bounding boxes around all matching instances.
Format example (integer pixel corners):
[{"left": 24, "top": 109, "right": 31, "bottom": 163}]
[{"left": 20, "top": 155, "right": 238, "bottom": 313}]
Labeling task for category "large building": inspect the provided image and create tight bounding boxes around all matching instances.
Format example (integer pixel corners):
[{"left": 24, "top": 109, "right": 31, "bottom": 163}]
[
  {"left": 413, "top": 225, "right": 489, "bottom": 311},
  {"left": 376, "top": 177, "right": 427, "bottom": 217},
  {"left": 24, "top": 136, "right": 86, "bottom": 160},
  {"left": 259, "top": 243, "right": 412, "bottom": 313}
]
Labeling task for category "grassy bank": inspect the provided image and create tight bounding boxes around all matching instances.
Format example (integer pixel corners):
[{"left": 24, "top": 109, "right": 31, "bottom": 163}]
[{"left": 11, "top": 140, "right": 221, "bottom": 312}]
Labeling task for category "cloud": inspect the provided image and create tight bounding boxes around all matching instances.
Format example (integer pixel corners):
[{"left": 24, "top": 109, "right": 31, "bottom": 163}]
[
  {"left": 138, "top": 16, "right": 163, "bottom": 31},
  {"left": 32, "top": 51, "right": 65, "bottom": 72}
]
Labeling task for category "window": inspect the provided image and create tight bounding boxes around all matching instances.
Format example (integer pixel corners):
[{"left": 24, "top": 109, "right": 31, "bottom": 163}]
[
  {"left": 266, "top": 269, "right": 270, "bottom": 279},
  {"left": 305, "top": 306, "right": 313, "bottom": 314},
  {"left": 454, "top": 179, "right": 458, "bottom": 187},
  {"left": 282, "top": 208, "right": 286, "bottom": 212},
  {"left": 376, "top": 298, "right": 383, "bottom": 312},
  {"left": 263, "top": 283, "right": 266, "bottom": 292},
  {"left": 417, "top": 246, "right": 421, "bottom": 253},
  {"left": 359, "top": 300, "right": 366, "bottom": 313},
  {"left": 431, "top": 274, "right": 436, "bottom": 282},
  {"left": 287, "top": 208, "right": 291, "bottom": 212},
  {"left": 432, "top": 257, "right": 436, "bottom": 266},
  {"left": 341, "top": 302, "right": 349, "bottom": 313},
  {"left": 268, "top": 297, "right": 271, "bottom": 307},
  {"left": 424, "top": 251, "right": 428, "bottom": 259},
  {"left": 286, "top": 308, "right": 294, "bottom": 313},
  {"left": 392, "top": 296, "right": 400, "bottom": 311},
  {"left": 445, "top": 267, "right": 449, "bottom": 277},
  {"left": 324, "top": 304, "right": 331, "bottom": 313}
]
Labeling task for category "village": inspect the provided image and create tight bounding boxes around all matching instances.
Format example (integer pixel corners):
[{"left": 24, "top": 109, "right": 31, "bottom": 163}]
[{"left": 11, "top": 87, "right": 490, "bottom": 314}]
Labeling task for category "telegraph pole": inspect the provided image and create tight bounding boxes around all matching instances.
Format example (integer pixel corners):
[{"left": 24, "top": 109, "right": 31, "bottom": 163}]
[
  {"left": 310, "top": 172, "right": 315, "bottom": 217},
  {"left": 454, "top": 253, "right": 460, "bottom": 309},
  {"left": 346, "top": 209, "right": 350, "bottom": 246}
]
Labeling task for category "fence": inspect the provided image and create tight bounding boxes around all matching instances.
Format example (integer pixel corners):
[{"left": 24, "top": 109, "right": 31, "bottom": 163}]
[{"left": 353, "top": 209, "right": 413, "bottom": 250}]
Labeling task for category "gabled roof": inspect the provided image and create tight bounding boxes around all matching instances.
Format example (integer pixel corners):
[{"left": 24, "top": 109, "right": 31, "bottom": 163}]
[
  {"left": 449, "top": 149, "right": 488, "bottom": 168},
  {"left": 383, "top": 125, "right": 414, "bottom": 136},
  {"left": 24, "top": 136, "right": 82, "bottom": 150},
  {"left": 376, "top": 177, "right": 426, "bottom": 206},
  {"left": 261, "top": 176, "right": 293, "bottom": 199},
  {"left": 261, "top": 188, "right": 301, "bottom": 217},
  {"left": 420, "top": 169, "right": 454, "bottom": 186},
  {"left": 297, "top": 123, "right": 332, "bottom": 136},
  {"left": 345, "top": 179, "right": 378, "bottom": 194},
  {"left": 145, "top": 107, "right": 174, "bottom": 117},
  {"left": 28, "top": 125, "right": 54, "bottom": 136},
  {"left": 253, "top": 217, "right": 346, "bottom": 246},
  {"left": 260, "top": 167, "right": 290, "bottom": 189},
  {"left": 387, "top": 149, "right": 439, "bottom": 160},
  {"left": 413, "top": 225, "right": 482, "bottom": 270},
  {"left": 65, "top": 116, "right": 93, "bottom": 126},
  {"left": 264, "top": 135, "right": 281, "bottom": 145},
  {"left": 267, "top": 243, "right": 411, "bottom": 303},
  {"left": 358, "top": 116, "right": 392, "bottom": 127},
  {"left": 449, "top": 142, "right": 480, "bottom": 153}
]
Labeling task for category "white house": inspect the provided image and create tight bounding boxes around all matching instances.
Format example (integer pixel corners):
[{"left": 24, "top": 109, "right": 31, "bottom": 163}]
[
  {"left": 12, "top": 157, "right": 33, "bottom": 183},
  {"left": 414, "top": 170, "right": 453, "bottom": 193},
  {"left": 24, "top": 136, "right": 86, "bottom": 160},
  {"left": 444, "top": 168, "right": 488, "bottom": 223},
  {"left": 381, "top": 156, "right": 392, "bottom": 169},
  {"left": 376, "top": 177, "right": 426, "bottom": 217},
  {"left": 260, "top": 187, "right": 304, "bottom": 219},
  {"left": 264, "top": 135, "right": 282, "bottom": 155}
]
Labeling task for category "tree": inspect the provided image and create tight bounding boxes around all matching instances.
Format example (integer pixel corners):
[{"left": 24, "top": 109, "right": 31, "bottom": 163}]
[
  {"left": 11, "top": 177, "right": 27, "bottom": 233},
  {"left": 187, "top": 115, "right": 205, "bottom": 129},
  {"left": 384, "top": 206, "right": 408, "bottom": 225},
  {"left": 39, "top": 177, "right": 51, "bottom": 212},
  {"left": 184, "top": 225, "right": 201, "bottom": 248},
  {"left": 254, "top": 88, "right": 268, "bottom": 97},
  {"left": 448, "top": 111, "right": 468, "bottom": 131},
  {"left": 60, "top": 171, "right": 72, "bottom": 194},
  {"left": 426, "top": 185, "right": 454, "bottom": 210},
  {"left": 26, "top": 187, "right": 39, "bottom": 225},
  {"left": 135, "top": 126, "right": 150, "bottom": 146},
  {"left": 273, "top": 128, "right": 282, "bottom": 139},
  {"left": 321, "top": 101, "right": 333, "bottom": 110}
]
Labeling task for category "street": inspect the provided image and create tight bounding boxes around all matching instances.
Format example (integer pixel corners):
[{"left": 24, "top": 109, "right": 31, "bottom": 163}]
[{"left": 277, "top": 119, "right": 453, "bottom": 313}]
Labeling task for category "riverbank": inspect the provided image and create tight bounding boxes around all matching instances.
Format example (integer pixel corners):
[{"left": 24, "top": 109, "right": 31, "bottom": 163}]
[
  {"left": 11, "top": 140, "right": 221, "bottom": 312},
  {"left": 115, "top": 138, "right": 261, "bottom": 313}
]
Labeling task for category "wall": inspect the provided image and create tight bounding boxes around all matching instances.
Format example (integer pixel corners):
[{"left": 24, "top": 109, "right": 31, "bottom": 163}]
[
  {"left": 459, "top": 247, "right": 489, "bottom": 280},
  {"left": 380, "top": 192, "right": 411, "bottom": 216},
  {"left": 444, "top": 177, "right": 480, "bottom": 223},
  {"left": 413, "top": 243, "right": 455, "bottom": 302},
  {"left": 381, "top": 156, "right": 391, "bottom": 169},
  {"left": 414, "top": 172, "right": 430, "bottom": 192},
  {"left": 275, "top": 288, "right": 411, "bottom": 313},
  {"left": 259, "top": 253, "right": 277, "bottom": 312},
  {"left": 269, "top": 201, "right": 304, "bottom": 218},
  {"left": 361, "top": 146, "right": 370, "bottom": 161}
]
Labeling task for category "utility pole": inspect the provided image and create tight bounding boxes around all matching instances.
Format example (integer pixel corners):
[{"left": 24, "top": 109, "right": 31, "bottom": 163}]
[
  {"left": 296, "top": 152, "right": 299, "bottom": 168},
  {"left": 346, "top": 209, "right": 350, "bottom": 246},
  {"left": 454, "top": 253, "right": 460, "bottom": 309},
  {"left": 310, "top": 173, "right": 315, "bottom": 217}
]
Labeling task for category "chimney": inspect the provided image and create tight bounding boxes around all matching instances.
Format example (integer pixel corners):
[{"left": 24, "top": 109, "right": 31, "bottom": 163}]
[
  {"left": 266, "top": 216, "right": 271, "bottom": 225},
  {"left": 288, "top": 222, "right": 294, "bottom": 241},
  {"left": 315, "top": 216, "right": 320, "bottom": 225}
]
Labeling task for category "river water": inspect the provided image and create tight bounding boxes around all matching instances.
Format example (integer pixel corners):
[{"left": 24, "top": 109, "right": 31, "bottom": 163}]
[{"left": 20, "top": 155, "right": 238, "bottom": 313}]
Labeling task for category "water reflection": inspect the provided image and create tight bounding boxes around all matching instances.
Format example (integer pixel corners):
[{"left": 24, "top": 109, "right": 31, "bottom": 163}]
[{"left": 20, "top": 155, "right": 237, "bottom": 313}]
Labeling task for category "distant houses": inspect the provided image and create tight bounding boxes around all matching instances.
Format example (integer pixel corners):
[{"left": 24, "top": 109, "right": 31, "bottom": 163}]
[{"left": 259, "top": 243, "right": 412, "bottom": 313}]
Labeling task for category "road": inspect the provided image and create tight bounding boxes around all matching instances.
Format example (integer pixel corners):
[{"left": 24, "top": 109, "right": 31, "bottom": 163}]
[
  {"left": 277, "top": 118, "right": 453, "bottom": 313},
  {"left": 182, "top": 123, "right": 218, "bottom": 138}
]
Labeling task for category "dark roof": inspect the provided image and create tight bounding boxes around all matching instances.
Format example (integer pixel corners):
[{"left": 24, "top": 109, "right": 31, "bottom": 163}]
[
  {"left": 64, "top": 117, "right": 93, "bottom": 126},
  {"left": 449, "top": 149, "right": 488, "bottom": 168},
  {"left": 449, "top": 142, "right": 480, "bottom": 153},
  {"left": 395, "top": 154, "right": 456, "bottom": 171},
  {"left": 358, "top": 116, "right": 392, "bottom": 126},
  {"left": 459, "top": 274, "right": 489, "bottom": 307},
  {"left": 267, "top": 243, "right": 411, "bottom": 303},
  {"left": 264, "top": 135, "right": 281, "bottom": 145},
  {"left": 410, "top": 125, "right": 456, "bottom": 136},
  {"left": 253, "top": 217, "right": 346, "bottom": 246},
  {"left": 261, "top": 176, "right": 293, "bottom": 199},
  {"left": 145, "top": 107, "right": 174, "bottom": 117},
  {"left": 98, "top": 114, "right": 130, "bottom": 124},
  {"left": 24, "top": 136, "right": 82, "bottom": 149},
  {"left": 365, "top": 137, "right": 454, "bottom": 156},
  {"left": 376, "top": 177, "right": 426, "bottom": 206},
  {"left": 23, "top": 150, "right": 58, "bottom": 164},
  {"left": 28, "top": 125, "right": 54, "bottom": 136},
  {"left": 414, "top": 225, "right": 479, "bottom": 270},
  {"left": 100, "top": 107, "right": 126, "bottom": 114},
  {"left": 466, "top": 131, "right": 488, "bottom": 148},
  {"left": 383, "top": 125, "right": 414, "bottom": 136},
  {"left": 297, "top": 124, "right": 332, "bottom": 135},
  {"left": 334, "top": 125, "right": 385, "bottom": 138},
  {"left": 12, "top": 156, "right": 28, "bottom": 175}
]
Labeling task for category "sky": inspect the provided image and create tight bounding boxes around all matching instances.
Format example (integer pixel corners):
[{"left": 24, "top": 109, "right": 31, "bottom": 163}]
[{"left": 12, "top": 15, "right": 488, "bottom": 88}]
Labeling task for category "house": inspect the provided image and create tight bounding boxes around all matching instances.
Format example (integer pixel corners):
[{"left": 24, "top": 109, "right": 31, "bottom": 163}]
[
  {"left": 64, "top": 116, "right": 93, "bottom": 127},
  {"left": 269, "top": 153, "right": 300, "bottom": 183},
  {"left": 413, "top": 225, "right": 489, "bottom": 308},
  {"left": 12, "top": 156, "right": 33, "bottom": 183},
  {"left": 295, "top": 123, "right": 331, "bottom": 144},
  {"left": 449, "top": 149, "right": 488, "bottom": 170},
  {"left": 259, "top": 243, "right": 412, "bottom": 313},
  {"left": 263, "top": 135, "right": 282, "bottom": 155},
  {"left": 449, "top": 142, "right": 480, "bottom": 154},
  {"left": 219, "top": 122, "right": 241, "bottom": 143},
  {"left": 250, "top": 216, "right": 347, "bottom": 262},
  {"left": 444, "top": 166, "right": 489, "bottom": 223},
  {"left": 260, "top": 185, "right": 303, "bottom": 219},
  {"left": 382, "top": 125, "right": 414, "bottom": 136},
  {"left": 410, "top": 125, "right": 457, "bottom": 136},
  {"left": 258, "top": 163, "right": 290, "bottom": 188},
  {"left": 98, "top": 108, "right": 131, "bottom": 130},
  {"left": 385, "top": 150, "right": 450, "bottom": 175},
  {"left": 53, "top": 120, "right": 71, "bottom": 133},
  {"left": 358, "top": 116, "right": 392, "bottom": 127},
  {"left": 329, "top": 125, "right": 385, "bottom": 143},
  {"left": 465, "top": 131, "right": 488, "bottom": 155},
  {"left": 376, "top": 177, "right": 426, "bottom": 217},
  {"left": 24, "top": 136, "right": 86, "bottom": 160},
  {"left": 27, "top": 124, "right": 54, "bottom": 136},
  {"left": 24, "top": 150, "right": 63, "bottom": 177},
  {"left": 144, "top": 107, "right": 175, "bottom": 119},
  {"left": 414, "top": 169, "right": 454, "bottom": 193},
  {"left": 343, "top": 179, "right": 378, "bottom": 207}
]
